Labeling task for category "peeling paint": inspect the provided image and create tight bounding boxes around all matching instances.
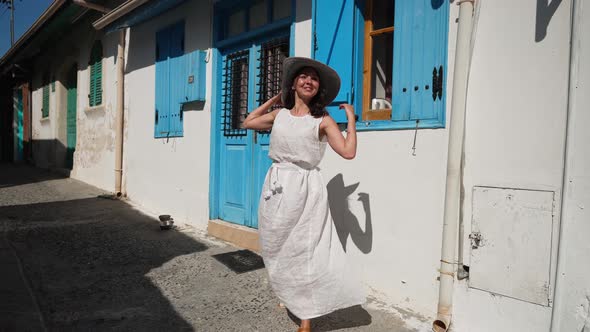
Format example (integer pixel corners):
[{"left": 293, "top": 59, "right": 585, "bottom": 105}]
[
  {"left": 578, "top": 295, "right": 590, "bottom": 332},
  {"left": 366, "top": 293, "right": 431, "bottom": 332},
  {"left": 75, "top": 104, "right": 116, "bottom": 169}
]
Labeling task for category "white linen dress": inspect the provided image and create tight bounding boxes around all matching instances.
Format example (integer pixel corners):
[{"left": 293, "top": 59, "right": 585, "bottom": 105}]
[{"left": 258, "top": 108, "right": 364, "bottom": 320}]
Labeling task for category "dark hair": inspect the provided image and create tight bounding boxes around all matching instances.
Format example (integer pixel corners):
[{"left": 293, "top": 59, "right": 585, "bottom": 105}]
[{"left": 283, "top": 69, "right": 329, "bottom": 118}]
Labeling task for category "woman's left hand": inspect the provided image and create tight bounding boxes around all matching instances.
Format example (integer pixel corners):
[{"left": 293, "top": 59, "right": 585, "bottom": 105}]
[{"left": 339, "top": 104, "right": 356, "bottom": 121}]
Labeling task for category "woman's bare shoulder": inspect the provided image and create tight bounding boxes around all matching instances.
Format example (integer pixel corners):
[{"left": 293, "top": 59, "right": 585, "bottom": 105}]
[{"left": 320, "top": 113, "right": 337, "bottom": 128}]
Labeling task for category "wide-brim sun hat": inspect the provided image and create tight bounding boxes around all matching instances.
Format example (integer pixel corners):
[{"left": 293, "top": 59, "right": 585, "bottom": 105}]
[{"left": 281, "top": 57, "right": 341, "bottom": 106}]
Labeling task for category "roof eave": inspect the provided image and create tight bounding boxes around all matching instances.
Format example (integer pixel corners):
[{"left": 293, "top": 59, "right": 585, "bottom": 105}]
[
  {"left": 92, "top": 0, "right": 150, "bottom": 30},
  {"left": 0, "top": 0, "right": 68, "bottom": 68}
]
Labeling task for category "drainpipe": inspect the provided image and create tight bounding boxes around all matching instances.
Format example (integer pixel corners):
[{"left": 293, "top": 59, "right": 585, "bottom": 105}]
[
  {"left": 114, "top": 29, "right": 125, "bottom": 197},
  {"left": 433, "top": 1, "right": 475, "bottom": 331},
  {"left": 550, "top": 0, "right": 579, "bottom": 330}
]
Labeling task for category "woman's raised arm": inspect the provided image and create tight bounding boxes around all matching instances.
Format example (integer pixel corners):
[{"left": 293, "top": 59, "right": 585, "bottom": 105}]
[
  {"left": 243, "top": 93, "right": 282, "bottom": 131},
  {"left": 320, "top": 104, "right": 357, "bottom": 160}
]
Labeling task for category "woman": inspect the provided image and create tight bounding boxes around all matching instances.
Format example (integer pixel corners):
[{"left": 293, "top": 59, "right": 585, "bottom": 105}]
[{"left": 243, "top": 57, "right": 363, "bottom": 332}]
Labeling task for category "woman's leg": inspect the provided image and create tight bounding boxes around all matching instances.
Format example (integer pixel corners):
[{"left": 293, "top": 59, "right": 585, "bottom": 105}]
[{"left": 300, "top": 319, "right": 311, "bottom": 330}]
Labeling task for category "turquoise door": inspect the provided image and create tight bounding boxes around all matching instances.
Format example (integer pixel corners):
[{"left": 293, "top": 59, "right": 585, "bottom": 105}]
[
  {"left": 217, "top": 38, "right": 288, "bottom": 228},
  {"left": 66, "top": 65, "right": 78, "bottom": 169},
  {"left": 14, "top": 89, "right": 23, "bottom": 161}
]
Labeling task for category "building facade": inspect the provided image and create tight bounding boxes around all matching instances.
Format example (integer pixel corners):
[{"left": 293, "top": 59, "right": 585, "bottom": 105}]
[{"left": 1, "top": 1, "right": 588, "bottom": 331}]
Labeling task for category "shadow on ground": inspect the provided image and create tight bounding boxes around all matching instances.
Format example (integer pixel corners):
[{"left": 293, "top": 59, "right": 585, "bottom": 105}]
[
  {"left": 0, "top": 163, "right": 67, "bottom": 189},
  {"left": 288, "top": 305, "right": 372, "bottom": 332},
  {"left": 1, "top": 197, "right": 207, "bottom": 331}
]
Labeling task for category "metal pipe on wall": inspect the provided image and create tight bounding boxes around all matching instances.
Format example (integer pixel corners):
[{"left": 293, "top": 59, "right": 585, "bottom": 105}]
[
  {"left": 114, "top": 29, "right": 125, "bottom": 196},
  {"left": 433, "top": 1, "right": 475, "bottom": 331},
  {"left": 550, "top": 0, "right": 581, "bottom": 330}
]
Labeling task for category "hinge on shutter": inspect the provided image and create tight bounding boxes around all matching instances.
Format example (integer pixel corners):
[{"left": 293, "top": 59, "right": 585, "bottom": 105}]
[
  {"left": 432, "top": 68, "right": 438, "bottom": 101},
  {"left": 432, "top": 66, "right": 444, "bottom": 101},
  {"left": 437, "top": 66, "right": 443, "bottom": 100},
  {"left": 155, "top": 109, "right": 159, "bottom": 124}
]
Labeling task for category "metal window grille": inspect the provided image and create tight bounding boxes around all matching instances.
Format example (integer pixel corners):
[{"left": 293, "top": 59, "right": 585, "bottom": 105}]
[
  {"left": 222, "top": 50, "right": 249, "bottom": 137},
  {"left": 256, "top": 36, "right": 289, "bottom": 134},
  {"left": 257, "top": 37, "right": 289, "bottom": 110}
]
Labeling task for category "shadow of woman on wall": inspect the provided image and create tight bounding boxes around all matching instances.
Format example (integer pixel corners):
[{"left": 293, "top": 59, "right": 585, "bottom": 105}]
[{"left": 326, "top": 173, "right": 373, "bottom": 254}]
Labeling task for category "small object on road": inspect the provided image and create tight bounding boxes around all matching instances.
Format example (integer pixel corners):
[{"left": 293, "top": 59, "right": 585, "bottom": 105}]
[
  {"left": 97, "top": 193, "right": 118, "bottom": 200},
  {"left": 158, "top": 214, "right": 175, "bottom": 230}
]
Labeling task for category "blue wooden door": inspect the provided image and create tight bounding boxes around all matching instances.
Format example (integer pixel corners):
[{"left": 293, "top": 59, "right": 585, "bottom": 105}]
[
  {"left": 14, "top": 89, "right": 23, "bottom": 161},
  {"left": 217, "top": 38, "right": 289, "bottom": 228},
  {"left": 392, "top": 0, "right": 448, "bottom": 122},
  {"left": 219, "top": 47, "right": 255, "bottom": 227}
]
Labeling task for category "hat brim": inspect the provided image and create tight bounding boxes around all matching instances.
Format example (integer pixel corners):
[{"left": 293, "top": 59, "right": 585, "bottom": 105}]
[{"left": 281, "top": 57, "right": 341, "bottom": 106}]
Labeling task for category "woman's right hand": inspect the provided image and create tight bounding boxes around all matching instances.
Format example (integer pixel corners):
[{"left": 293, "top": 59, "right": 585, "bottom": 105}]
[{"left": 270, "top": 92, "right": 282, "bottom": 105}]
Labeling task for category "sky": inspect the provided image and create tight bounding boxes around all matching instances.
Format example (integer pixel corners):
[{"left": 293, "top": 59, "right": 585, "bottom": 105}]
[{"left": 0, "top": 0, "right": 53, "bottom": 58}]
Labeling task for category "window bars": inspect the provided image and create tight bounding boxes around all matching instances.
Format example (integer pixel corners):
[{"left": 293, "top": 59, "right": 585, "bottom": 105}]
[
  {"left": 221, "top": 37, "right": 289, "bottom": 138},
  {"left": 256, "top": 37, "right": 289, "bottom": 134},
  {"left": 222, "top": 50, "right": 250, "bottom": 137},
  {"left": 257, "top": 37, "right": 289, "bottom": 110}
]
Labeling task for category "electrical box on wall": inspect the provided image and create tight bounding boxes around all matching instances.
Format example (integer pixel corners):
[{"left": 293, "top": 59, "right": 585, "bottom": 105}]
[
  {"left": 184, "top": 49, "right": 207, "bottom": 103},
  {"left": 468, "top": 186, "right": 555, "bottom": 306}
]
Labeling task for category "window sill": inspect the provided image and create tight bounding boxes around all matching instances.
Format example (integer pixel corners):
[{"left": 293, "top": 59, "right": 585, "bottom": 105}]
[
  {"left": 354, "top": 119, "right": 446, "bottom": 131},
  {"left": 84, "top": 105, "right": 105, "bottom": 113},
  {"left": 154, "top": 132, "right": 184, "bottom": 139},
  {"left": 40, "top": 117, "right": 50, "bottom": 123}
]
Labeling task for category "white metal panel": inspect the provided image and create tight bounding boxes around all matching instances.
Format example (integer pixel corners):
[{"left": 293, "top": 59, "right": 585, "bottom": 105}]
[{"left": 469, "top": 186, "right": 555, "bottom": 306}]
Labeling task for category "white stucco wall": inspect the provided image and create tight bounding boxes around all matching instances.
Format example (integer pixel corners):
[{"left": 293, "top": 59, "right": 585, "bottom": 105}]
[
  {"left": 29, "top": 19, "right": 118, "bottom": 192},
  {"left": 123, "top": 0, "right": 212, "bottom": 228},
  {"left": 452, "top": 0, "right": 572, "bottom": 331},
  {"left": 71, "top": 31, "right": 119, "bottom": 192},
  {"left": 551, "top": 1, "right": 590, "bottom": 331}
]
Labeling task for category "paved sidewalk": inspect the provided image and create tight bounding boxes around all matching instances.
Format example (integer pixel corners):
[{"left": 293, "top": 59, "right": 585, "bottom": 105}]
[
  {"left": 0, "top": 163, "right": 425, "bottom": 332},
  {"left": 0, "top": 235, "right": 46, "bottom": 332}
]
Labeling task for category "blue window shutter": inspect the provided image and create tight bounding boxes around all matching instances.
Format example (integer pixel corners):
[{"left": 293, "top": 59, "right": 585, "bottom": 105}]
[
  {"left": 186, "top": 50, "right": 207, "bottom": 102},
  {"left": 313, "top": 0, "right": 355, "bottom": 123},
  {"left": 392, "top": 0, "right": 413, "bottom": 121},
  {"left": 155, "top": 27, "right": 171, "bottom": 137},
  {"left": 168, "top": 22, "right": 185, "bottom": 137},
  {"left": 393, "top": 0, "right": 448, "bottom": 124}
]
